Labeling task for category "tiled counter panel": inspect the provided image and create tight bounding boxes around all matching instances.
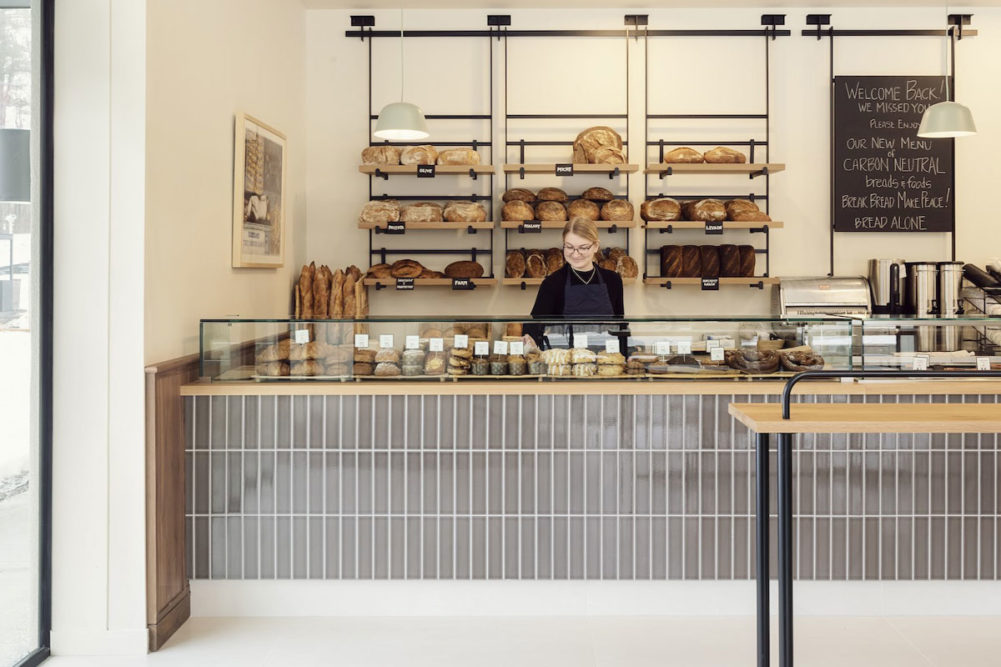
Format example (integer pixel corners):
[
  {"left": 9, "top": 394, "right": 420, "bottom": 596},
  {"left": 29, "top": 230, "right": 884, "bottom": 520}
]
[{"left": 184, "top": 392, "right": 1001, "bottom": 581}]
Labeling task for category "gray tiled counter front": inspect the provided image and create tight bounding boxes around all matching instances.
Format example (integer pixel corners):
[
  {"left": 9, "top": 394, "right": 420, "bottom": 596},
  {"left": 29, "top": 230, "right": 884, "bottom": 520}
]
[{"left": 184, "top": 392, "right": 1001, "bottom": 581}]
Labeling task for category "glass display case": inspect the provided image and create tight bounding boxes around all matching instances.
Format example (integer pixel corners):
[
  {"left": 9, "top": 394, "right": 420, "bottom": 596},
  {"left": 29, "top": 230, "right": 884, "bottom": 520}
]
[{"left": 859, "top": 315, "right": 1001, "bottom": 370}]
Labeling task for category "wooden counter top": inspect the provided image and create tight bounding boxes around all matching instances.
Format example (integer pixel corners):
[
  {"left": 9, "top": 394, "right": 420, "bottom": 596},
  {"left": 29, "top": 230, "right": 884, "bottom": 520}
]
[
  {"left": 180, "top": 378, "right": 1001, "bottom": 397},
  {"left": 729, "top": 402, "right": 1001, "bottom": 434}
]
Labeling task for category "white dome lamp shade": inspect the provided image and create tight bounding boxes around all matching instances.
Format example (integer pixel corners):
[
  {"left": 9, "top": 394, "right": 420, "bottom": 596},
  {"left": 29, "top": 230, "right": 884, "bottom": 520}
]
[
  {"left": 917, "top": 100, "right": 976, "bottom": 138},
  {"left": 373, "top": 9, "right": 429, "bottom": 141}
]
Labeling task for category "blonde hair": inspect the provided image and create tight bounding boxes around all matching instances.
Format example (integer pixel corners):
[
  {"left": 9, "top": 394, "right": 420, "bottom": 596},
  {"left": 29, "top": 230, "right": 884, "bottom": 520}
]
[{"left": 562, "top": 217, "right": 600, "bottom": 245}]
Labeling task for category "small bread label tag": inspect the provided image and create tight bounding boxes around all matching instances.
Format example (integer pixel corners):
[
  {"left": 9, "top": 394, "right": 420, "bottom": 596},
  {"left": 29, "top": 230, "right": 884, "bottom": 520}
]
[
  {"left": 417, "top": 164, "right": 436, "bottom": 178},
  {"left": 379, "top": 334, "right": 394, "bottom": 349},
  {"left": 555, "top": 163, "right": 574, "bottom": 176},
  {"left": 429, "top": 338, "right": 444, "bottom": 352},
  {"left": 405, "top": 335, "right": 420, "bottom": 350},
  {"left": 294, "top": 329, "right": 310, "bottom": 344},
  {"left": 354, "top": 334, "right": 369, "bottom": 349},
  {"left": 977, "top": 357, "right": 991, "bottom": 371},
  {"left": 385, "top": 221, "right": 406, "bottom": 234},
  {"left": 605, "top": 339, "right": 620, "bottom": 354},
  {"left": 454, "top": 334, "right": 469, "bottom": 349}
]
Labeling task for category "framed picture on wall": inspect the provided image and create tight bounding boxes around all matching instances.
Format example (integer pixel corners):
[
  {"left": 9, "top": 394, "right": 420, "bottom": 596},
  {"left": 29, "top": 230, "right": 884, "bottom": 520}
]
[{"left": 232, "top": 112, "right": 286, "bottom": 268}]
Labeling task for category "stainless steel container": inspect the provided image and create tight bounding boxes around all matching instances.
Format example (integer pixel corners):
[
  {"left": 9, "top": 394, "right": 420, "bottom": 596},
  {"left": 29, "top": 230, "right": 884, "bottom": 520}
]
[
  {"left": 939, "top": 325, "right": 961, "bottom": 352},
  {"left": 868, "top": 258, "right": 905, "bottom": 311},
  {"left": 905, "top": 262, "right": 938, "bottom": 317},
  {"left": 937, "top": 261, "right": 964, "bottom": 318}
]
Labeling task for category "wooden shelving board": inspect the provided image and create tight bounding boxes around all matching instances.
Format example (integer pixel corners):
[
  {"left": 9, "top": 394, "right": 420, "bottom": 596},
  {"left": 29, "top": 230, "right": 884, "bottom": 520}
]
[
  {"left": 503, "top": 163, "right": 640, "bottom": 174},
  {"left": 362, "top": 277, "right": 497, "bottom": 288},
  {"left": 644, "top": 163, "right": 785, "bottom": 175},
  {"left": 500, "top": 220, "right": 637, "bottom": 229},
  {"left": 643, "top": 277, "right": 779, "bottom": 287},
  {"left": 642, "top": 221, "right": 783, "bottom": 230},
  {"left": 503, "top": 277, "right": 637, "bottom": 287},
  {"left": 358, "top": 164, "right": 495, "bottom": 175},
  {"left": 357, "top": 221, "right": 495, "bottom": 231}
]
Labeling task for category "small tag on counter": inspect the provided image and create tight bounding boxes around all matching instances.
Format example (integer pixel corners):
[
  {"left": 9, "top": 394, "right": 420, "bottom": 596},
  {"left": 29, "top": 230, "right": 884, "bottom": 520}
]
[
  {"left": 706, "top": 340, "right": 721, "bottom": 350},
  {"left": 654, "top": 341, "right": 671, "bottom": 356},
  {"left": 912, "top": 355, "right": 929, "bottom": 371},
  {"left": 701, "top": 277, "right": 720, "bottom": 291},
  {"left": 405, "top": 335, "right": 420, "bottom": 350},
  {"left": 294, "top": 328, "right": 310, "bottom": 344},
  {"left": 379, "top": 334, "right": 394, "bottom": 349},
  {"left": 573, "top": 334, "right": 588, "bottom": 349},
  {"left": 451, "top": 277, "right": 475, "bottom": 291},
  {"left": 555, "top": 163, "right": 574, "bottom": 176},
  {"left": 395, "top": 277, "right": 414, "bottom": 290},
  {"left": 510, "top": 341, "right": 525, "bottom": 355},
  {"left": 710, "top": 347, "right": 725, "bottom": 362},
  {"left": 520, "top": 220, "right": 542, "bottom": 233},
  {"left": 977, "top": 356, "right": 991, "bottom": 371},
  {"left": 605, "top": 339, "right": 620, "bottom": 354},
  {"left": 385, "top": 221, "right": 406, "bottom": 234},
  {"left": 704, "top": 220, "right": 724, "bottom": 235},
  {"left": 429, "top": 337, "right": 444, "bottom": 352},
  {"left": 354, "top": 333, "right": 369, "bottom": 349},
  {"left": 474, "top": 341, "right": 490, "bottom": 356},
  {"left": 416, "top": 164, "right": 436, "bottom": 178},
  {"left": 676, "top": 340, "right": 692, "bottom": 355},
  {"left": 454, "top": 334, "right": 469, "bottom": 349},
  {"left": 493, "top": 340, "right": 509, "bottom": 355}
]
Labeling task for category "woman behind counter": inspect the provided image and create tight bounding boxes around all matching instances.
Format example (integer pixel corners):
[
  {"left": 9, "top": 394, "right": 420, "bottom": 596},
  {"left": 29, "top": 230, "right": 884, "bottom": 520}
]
[{"left": 523, "top": 217, "right": 624, "bottom": 348}]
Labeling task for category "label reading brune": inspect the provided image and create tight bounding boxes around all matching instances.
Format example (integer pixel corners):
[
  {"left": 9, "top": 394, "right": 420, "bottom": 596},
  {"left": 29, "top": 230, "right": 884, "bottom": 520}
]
[
  {"left": 555, "top": 163, "right": 574, "bottom": 176},
  {"left": 416, "top": 164, "right": 436, "bottom": 178},
  {"left": 834, "top": 75, "right": 953, "bottom": 233}
]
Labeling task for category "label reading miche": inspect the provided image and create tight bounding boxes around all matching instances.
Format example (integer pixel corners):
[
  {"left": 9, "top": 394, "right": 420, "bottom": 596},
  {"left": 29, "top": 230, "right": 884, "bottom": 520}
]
[
  {"left": 520, "top": 221, "right": 542, "bottom": 233},
  {"left": 417, "top": 164, "right": 436, "bottom": 178},
  {"left": 493, "top": 340, "right": 509, "bottom": 355},
  {"left": 294, "top": 329, "right": 310, "bottom": 344},
  {"left": 510, "top": 341, "right": 525, "bottom": 355},
  {"left": 573, "top": 334, "right": 588, "bottom": 349},
  {"left": 555, "top": 163, "right": 574, "bottom": 176},
  {"left": 704, "top": 220, "right": 724, "bottom": 235},
  {"left": 710, "top": 347, "right": 725, "bottom": 362},
  {"left": 405, "top": 335, "right": 420, "bottom": 350},
  {"left": 676, "top": 340, "right": 692, "bottom": 355},
  {"left": 654, "top": 341, "right": 671, "bottom": 356},
  {"left": 354, "top": 333, "right": 369, "bottom": 349},
  {"left": 605, "top": 339, "right": 620, "bottom": 354},
  {"left": 385, "top": 221, "right": 406, "bottom": 234},
  {"left": 396, "top": 277, "right": 414, "bottom": 290},
  {"left": 474, "top": 341, "right": 490, "bottom": 356},
  {"left": 429, "top": 338, "right": 444, "bottom": 352},
  {"left": 834, "top": 76, "right": 954, "bottom": 233},
  {"left": 454, "top": 334, "right": 469, "bottom": 349},
  {"left": 977, "top": 356, "right": 992, "bottom": 371},
  {"left": 701, "top": 277, "right": 720, "bottom": 291},
  {"left": 451, "top": 277, "right": 475, "bottom": 291}
]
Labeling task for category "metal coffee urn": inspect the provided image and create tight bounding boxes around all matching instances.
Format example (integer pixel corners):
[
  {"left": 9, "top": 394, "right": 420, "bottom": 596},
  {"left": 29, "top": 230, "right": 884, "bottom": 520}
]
[
  {"left": 905, "top": 262, "right": 938, "bottom": 351},
  {"left": 938, "top": 261, "right": 965, "bottom": 351},
  {"left": 868, "top": 258, "right": 905, "bottom": 314}
]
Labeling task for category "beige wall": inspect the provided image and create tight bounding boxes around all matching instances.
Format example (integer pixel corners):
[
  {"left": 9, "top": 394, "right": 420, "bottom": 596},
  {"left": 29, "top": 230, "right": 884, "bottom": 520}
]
[{"left": 145, "top": 0, "right": 306, "bottom": 363}]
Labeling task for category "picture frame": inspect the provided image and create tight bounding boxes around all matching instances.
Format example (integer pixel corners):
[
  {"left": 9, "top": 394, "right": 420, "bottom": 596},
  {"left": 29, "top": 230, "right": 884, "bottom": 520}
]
[{"left": 232, "top": 112, "right": 287, "bottom": 268}]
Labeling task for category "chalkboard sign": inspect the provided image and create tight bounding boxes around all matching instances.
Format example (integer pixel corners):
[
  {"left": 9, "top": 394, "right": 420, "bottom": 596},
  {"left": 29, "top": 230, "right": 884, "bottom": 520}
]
[{"left": 833, "top": 75, "right": 954, "bottom": 233}]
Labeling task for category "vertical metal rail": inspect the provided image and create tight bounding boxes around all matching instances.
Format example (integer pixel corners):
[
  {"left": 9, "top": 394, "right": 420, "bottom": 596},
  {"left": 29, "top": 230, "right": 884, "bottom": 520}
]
[
  {"left": 828, "top": 29, "right": 835, "bottom": 277},
  {"left": 949, "top": 25, "right": 957, "bottom": 262}
]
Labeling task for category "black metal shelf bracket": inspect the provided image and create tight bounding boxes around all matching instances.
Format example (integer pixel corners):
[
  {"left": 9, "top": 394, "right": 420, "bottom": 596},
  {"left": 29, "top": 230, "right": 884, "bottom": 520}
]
[
  {"left": 659, "top": 166, "right": 673, "bottom": 180},
  {"left": 658, "top": 225, "right": 674, "bottom": 234},
  {"left": 518, "top": 166, "right": 525, "bottom": 180},
  {"left": 520, "top": 281, "right": 528, "bottom": 291},
  {"left": 749, "top": 280, "right": 765, "bottom": 289},
  {"left": 375, "top": 282, "right": 387, "bottom": 291},
  {"left": 468, "top": 168, "right": 477, "bottom": 180},
  {"left": 749, "top": 166, "right": 769, "bottom": 179},
  {"left": 608, "top": 167, "right": 620, "bottom": 180},
  {"left": 467, "top": 225, "right": 477, "bottom": 234},
  {"left": 949, "top": 14, "right": 972, "bottom": 40},
  {"left": 607, "top": 224, "right": 619, "bottom": 234},
  {"left": 806, "top": 14, "right": 830, "bottom": 41},
  {"left": 374, "top": 168, "right": 388, "bottom": 181},
  {"left": 662, "top": 281, "right": 673, "bottom": 290}
]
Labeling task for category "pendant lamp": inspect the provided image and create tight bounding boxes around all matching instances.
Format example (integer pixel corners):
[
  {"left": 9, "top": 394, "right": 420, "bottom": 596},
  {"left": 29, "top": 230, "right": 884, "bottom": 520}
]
[
  {"left": 374, "top": 9, "right": 429, "bottom": 141},
  {"left": 917, "top": 19, "right": 976, "bottom": 138}
]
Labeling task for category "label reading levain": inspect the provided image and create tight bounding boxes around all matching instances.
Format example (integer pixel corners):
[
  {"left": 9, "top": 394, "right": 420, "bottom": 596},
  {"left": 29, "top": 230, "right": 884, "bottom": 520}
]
[
  {"left": 294, "top": 328, "right": 310, "bottom": 344},
  {"left": 452, "top": 278, "right": 475, "bottom": 291},
  {"left": 555, "top": 163, "right": 574, "bottom": 176},
  {"left": 605, "top": 339, "right": 620, "bottom": 354},
  {"left": 520, "top": 221, "right": 542, "bottom": 233},
  {"left": 977, "top": 356, "right": 992, "bottom": 371},
  {"left": 396, "top": 277, "right": 414, "bottom": 290},
  {"left": 429, "top": 338, "right": 444, "bottom": 352},
  {"left": 454, "top": 334, "right": 469, "bottom": 349},
  {"left": 379, "top": 334, "right": 394, "bottom": 349},
  {"left": 354, "top": 334, "right": 369, "bottom": 349},
  {"left": 417, "top": 164, "right": 436, "bottom": 178},
  {"left": 701, "top": 277, "right": 720, "bottom": 291},
  {"left": 573, "top": 334, "right": 588, "bottom": 349},
  {"left": 510, "top": 341, "right": 525, "bottom": 355},
  {"left": 704, "top": 221, "right": 724, "bottom": 235},
  {"left": 405, "top": 335, "right": 420, "bottom": 350},
  {"left": 654, "top": 341, "right": 671, "bottom": 356},
  {"left": 493, "top": 340, "right": 509, "bottom": 355},
  {"left": 385, "top": 221, "right": 406, "bottom": 234},
  {"left": 710, "top": 347, "right": 725, "bottom": 362}
]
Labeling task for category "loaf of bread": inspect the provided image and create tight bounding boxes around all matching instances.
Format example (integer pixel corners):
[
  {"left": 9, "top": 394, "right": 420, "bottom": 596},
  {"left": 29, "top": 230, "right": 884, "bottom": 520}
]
[
  {"left": 400, "top": 145, "right": 437, "bottom": 165},
  {"left": 366, "top": 263, "right": 392, "bottom": 279},
  {"left": 681, "top": 245, "right": 701, "bottom": 277},
  {"left": 724, "top": 199, "right": 759, "bottom": 219},
  {"left": 506, "top": 251, "right": 526, "bottom": 278},
  {"left": 436, "top": 148, "right": 480, "bottom": 165},
  {"left": 537, "top": 187, "right": 568, "bottom": 202},
  {"left": 616, "top": 255, "right": 638, "bottom": 279},
  {"left": 443, "top": 260, "right": 484, "bottom": 279},
  {"left": 719, "top": 244, "right": 740, "bottom": 277},
  {"left": 293, "top": 284, "right": 300, "bottom": 319},
  {"left": 353, "top": 348, "right": 377, "bottom": 363},
  {"left": 330, "top": 268, "right": 345, "bottom": 318},
  {"left": 361, "top": 145, "right": 401, "bottom": 165},
  {"left": 606, "top": 247, "right": 627, "bottom": 262},
  {"left": 591, "top": 146, "right": 626, "bottom": 164},
  {"left": 660, "top": 245, "right": 682, "bottom": 278},
  {"left": 502, "top": 188, "right": 535, "bottom": 203},
  {"left": 731, "top": 210, "right": 772, "bottom": 222},
  {"left": 525, "top": 251, "right": 546, "bottom": 278},
  {"left": 258, "top": 338, "right": 291, "bottom": 362},
  {"left": 354, "top": 280, "right": 368, "bottom": 318},
  {"left": 545, "top": 252, "right": 564, "bottom": 275},
  {"left": 299, "top": 263, "right": 315, "bottom": 319},
  {"left": 346, "top": 265, "right": 362, "bottom": 282},
  {"left": 390, "top": 259, "right": 424, "bottom": 278},
  {"left": 682, "top": 199, "right": 726, "bottom": 222},
  {"left": 600, "top": 199, "right": 634, "bottom": 222},
  {"left": 313, "top": 265, "right": 330, "bottom": 318},
  {"left": 374, "top": 362, "right": 401, "bottom": 377},
  {"left": 700, "top": 246, "right": 720, "bottom": 279},
  {"left": 342, "top": 272, "right": 356, "bottom": 317},
  {"left": 739, "top": 245, "right": 756, "bottom": 277},
  {"left": 573, "top": 142, "right": 587, "bottom": 164},
  {"left": 502, "top": 201, "right": 534, "bottom": 221},
  {"left": 418, "top": 268, "right": 446, "bottom": 279},
  {"left": 290, "top": 340, "right": 335, "bottom": 361},
  {"left": 443, "top": 201, "right": 487, "bottom": 223},
  {"left": 704, "top": 146, "right": 746, "bottom": 164},
  {"left": 567, "top": 199, "right": 599, "bottom": 221},
  {"left": 400, "top": 202, "right": 443, "bottom": 223},
  {"left": 599, "top": 258, "right": 616, "bottom": 271},
  {"left": 573, "top": 126, "right": 623, "bottom": 164},
  {"left": 664, "top": 147, "right": 704, "bottom": 163},
  {"left": 353, "top": 362, "right": 373, "bottom": 376},
  {"left": 581, "top": 186, "right": 614, "bottom": 202},
  {"left": 641, "top": 198, "right": 682, "bottom": 221},
  {"left": 256, "top": 361, "right": 290, "bottom": 377},
  {"left": 291, "top": 360, "right": 323, "bottom": 376},
  {"left": 359, "top": 200, "right": 400, "bottom": 226},
  {"left": 535, "top": 201, "right": 567, "bottom": 222}
]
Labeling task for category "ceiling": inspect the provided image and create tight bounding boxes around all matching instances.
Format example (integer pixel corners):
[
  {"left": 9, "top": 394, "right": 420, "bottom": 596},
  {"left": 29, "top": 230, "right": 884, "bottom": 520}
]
[{"left": 303, "top": 0, "right": 1001, "bottom": 8}]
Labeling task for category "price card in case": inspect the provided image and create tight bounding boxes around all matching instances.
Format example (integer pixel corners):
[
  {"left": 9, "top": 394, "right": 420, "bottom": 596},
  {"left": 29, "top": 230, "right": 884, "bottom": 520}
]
[
  {"left": 454, "top": 334, "right": 469, "bottom": 349},
  {"left": 354, "top": 334, "right": 369, "bottom": 349},
  {"left": 573, "top": 334, "right": 588, "bottom": 349},
  {"left": 654, "top": 341, "right": 671, "bottom": 356},
  {"left": 429, "top": 338, "right": 444, "bottom": 352},
  {"left": 912, "top": 355, "right": 929, "bottom": 371},
  {"left": 705, "top": 339, "right": 721, "bottom": 350},
  {"left": 379, "top": 334, "right": 394, "bottom": 349},
  {"left": 493, "top": 340, "right": 509, "bottom": 355},
  {"left": 294, "top": 329, "right": 310, "bottom": 344},
  {"left": 977, "top": 357, "right": 992, "bottom": 371},
  {"left": 474, "top": 341, "right": 490, "bottom": 356},
  {"left": 710, "top": 347, "right": 725, "bottom": 362},
  {"left": 605, "top": 339, "right": 620, "bottom": 354},
  {"left": 677, "top": 340, "right": 692, "bottom": 355},
  {"left": 510, "top": 341, "right": 525, "bottom": 355},
  {"left": 405, "top": 335, "right": 420, "bottom": 350}
]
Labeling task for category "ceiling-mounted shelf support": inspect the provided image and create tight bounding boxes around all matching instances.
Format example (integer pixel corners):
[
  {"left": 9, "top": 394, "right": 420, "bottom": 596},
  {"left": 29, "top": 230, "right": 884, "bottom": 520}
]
[
  {"left": 948, "top": 14, "right": 972, "bottom": 40},
  {"left": 806, "top": 14, "right": 830, "bottom": 40},
  {"left": 761, "top": 14, "right": 786, "bottom": 40}
]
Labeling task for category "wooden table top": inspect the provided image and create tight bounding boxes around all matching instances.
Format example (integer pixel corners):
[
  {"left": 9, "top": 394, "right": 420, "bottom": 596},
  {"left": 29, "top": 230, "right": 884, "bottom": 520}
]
[{"left": 728, "top": 402, "right": 1001, "bottom": 434}]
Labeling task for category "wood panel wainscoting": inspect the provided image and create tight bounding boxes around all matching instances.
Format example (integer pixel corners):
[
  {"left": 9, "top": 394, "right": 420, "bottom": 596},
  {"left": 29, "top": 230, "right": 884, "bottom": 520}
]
[{"left": 145, "top": 353, "right": 200, "bottom": 650}]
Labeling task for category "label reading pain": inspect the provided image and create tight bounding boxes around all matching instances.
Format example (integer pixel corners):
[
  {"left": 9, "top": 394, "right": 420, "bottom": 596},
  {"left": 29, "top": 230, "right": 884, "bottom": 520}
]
[{"left": 451, "top": 278, "right": 475, "bottom": 291}]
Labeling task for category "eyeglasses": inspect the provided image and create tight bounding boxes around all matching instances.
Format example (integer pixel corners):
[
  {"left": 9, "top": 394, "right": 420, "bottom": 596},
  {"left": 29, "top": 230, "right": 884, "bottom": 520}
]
[{"left": 563, "top": 243, "right": 594, "bottom": 255}]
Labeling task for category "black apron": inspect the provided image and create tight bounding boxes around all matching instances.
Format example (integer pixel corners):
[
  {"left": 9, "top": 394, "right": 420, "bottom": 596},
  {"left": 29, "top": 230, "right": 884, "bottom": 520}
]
[{"left": 561, "top": 265, "right": 614, "bottom": 349}]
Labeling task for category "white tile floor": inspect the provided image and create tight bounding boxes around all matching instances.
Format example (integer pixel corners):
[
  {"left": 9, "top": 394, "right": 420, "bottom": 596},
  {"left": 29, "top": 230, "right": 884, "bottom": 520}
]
[{"left": 43, "top": 615, "right": 1001, "bottom": 667}]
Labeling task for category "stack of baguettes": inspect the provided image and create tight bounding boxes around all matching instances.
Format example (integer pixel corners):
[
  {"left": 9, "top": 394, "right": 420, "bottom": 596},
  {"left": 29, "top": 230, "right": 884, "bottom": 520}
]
[{"left": 293, "top": 262, "right": 368, "bottom": 324}]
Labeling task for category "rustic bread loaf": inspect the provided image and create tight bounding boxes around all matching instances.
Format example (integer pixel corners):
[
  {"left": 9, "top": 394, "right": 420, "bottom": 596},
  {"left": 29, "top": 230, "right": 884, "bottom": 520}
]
[
  {"left": 361, "top": 145, "right": 401, "bottom": 165},
  {"left": 537, "top": 187, "right": 568, "bottom": 202},
  {"left": 739, "top": 245, "right": 756, "bottom": 277},
  {"left": 731, "top": 210, "right": 771, "bottom": 222},
  {"left": 525, "top": 251, "right": 547, "bottom": 278},
  {"left": 606, "top": 247, "right": 627, "bottom": 262},
  {"left": 616, "top": 255, "right": 638, "bottom": 279},
  {"left": 567, "top": 199, "right": 600, "bottom": 221},
  {"left": 502, "top": 188, "right": 536, "bottom": 203},
  {"left": 641, "top": 198, "right": 682, "bottom": 221},
  {"left": 664, "top": 147, "right": 703, "bottom": 163},
  {"left": 502, "top": 201, "right": 535, "bottom": 222},
  {"left": 436, "top": 148, "right": 480, "bottom": 165},
  {"left": 704, "top": 146, "right": 746, "bottom": 164},
  {"left": 682, "top": 199, "right": 726, "bottom": 222},
  {"left": 313, "top": 265, "right": 330, "bottom": 318},
  {"left": 366, "top": 263, "right": 392, "bottom": 279},
  {"left": 572, "top": 142, "right": 587, "bottom": 163},
  {"left": 400, "top": 202, "right": 443, "bottom": 223},
  {"left": 660, "top": 245, "right": 682, "bottom": 278},
  {"left": 581, "top": 186, "right": 614, "bottom": 202},
  {"left": 359, "top": 200, "right": 400, "bottom": 226},
  {"left": 681, "top": 245, "right": 701, "bottom": 277},
  {"left": 599, "top": 258, "right": 616, "bottom": 271},
  {"left": 299, "top": 263, "right": 315, "bottom": 319},
  {"left": 418, "top": 268, "right": 446, "bottom": 279},
  {"left": 400, "top": 145, "right": 437, "bottom": 165},
  {"left": 600, "top": 199, "right": 634, "bottom": 222},
  {"left": 256, "top": 361, "right": 290, "bottom": 377},
  {"left": 342, "top": 273, "right": 356, "bottom": 319},
  {"left": 505, "top": 251, "right": 526, "bottom": 278},
  {"left": 700, "top": 246, "right": 720, "bottom": 279},
  {"left": 591, "top": 146, "right": 626, "bottom": 164},
  {"left": 390, "top": 259, "right": 424, "bottom": 278},
  {"left": 574, "top": 126, "right": 623, "bottom": 163},
  {"left": 258, "top": 338, "right": 291, "bottom": 362},
  {"left": 719, "top": 244, "right": 740, "bottom": 277},
  {"left": 535, "top": 201, "right": 567, "bottom": 222},
  {"left": 330, "top": 268, "right": 345, "bottom": 318},
  {"left": 443, "top": 260, "right": 484, "bottom": 279},
  {"left": 724, "top": 199, "right": 759, "bottom": 219},
  {"left": 545, "top": 252, "right": 564, "bottom": 275},
  {"left": 443, "top": 201, "right": 487, "bottom": 223}
]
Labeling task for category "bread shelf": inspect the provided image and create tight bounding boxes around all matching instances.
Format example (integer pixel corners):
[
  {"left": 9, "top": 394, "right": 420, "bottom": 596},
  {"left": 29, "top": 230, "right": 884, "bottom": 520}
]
[
  {"left": 503, "top": 163, "right": 640, "bottom": 175},
  {"left": 643, "top": 221, "right": 783, "bottom": 230},
  {"left": 358, "top": 221, "right": 495, "bottom": 231},
  {"left": 503, "top": 277, "right": 637, "bottom": 287},
  {"left": 362, "top": 277, "right": 497, "bottom": 288},
  {"left": 643, "top": 277, "right": 780, "bottom": 287},
  {"left": 358, "top": 164, "right": 495, "bottom": 175},
  {"left": 500, "top": 220, "right": 637, "bottom": 230},
  {"left": 644, "top": 163, "right": 785, "bottom": 175}
]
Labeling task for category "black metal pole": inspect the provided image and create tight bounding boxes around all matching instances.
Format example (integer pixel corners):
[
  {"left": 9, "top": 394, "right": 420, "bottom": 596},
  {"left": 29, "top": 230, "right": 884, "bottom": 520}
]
[
  {"left": 828, "top": 28, "right": 835, "bottom": 277},
  {"left": 756, "top": 432, "right": 771, "bottom": 667},
  {"left": 777, "top": 431, "right": 794, "bottom": 667}
]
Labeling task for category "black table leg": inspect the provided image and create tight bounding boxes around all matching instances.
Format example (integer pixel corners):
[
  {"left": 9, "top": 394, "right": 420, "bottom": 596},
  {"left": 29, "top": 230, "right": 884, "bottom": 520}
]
[
  {"left": 755, "top": 433, "right": 770, "bottom": 667},
  {"left": 778, "top": 432, "right": 794, "bottom": 666}
]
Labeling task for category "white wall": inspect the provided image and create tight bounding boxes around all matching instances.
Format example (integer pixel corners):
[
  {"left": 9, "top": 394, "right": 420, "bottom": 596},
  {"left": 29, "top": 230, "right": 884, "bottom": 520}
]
[
  {"left": 144, "top": 0, "right": 307, "bottom": 363},
  {"left": 305, "top": 6, "right": 1001, "bottom": 319}
]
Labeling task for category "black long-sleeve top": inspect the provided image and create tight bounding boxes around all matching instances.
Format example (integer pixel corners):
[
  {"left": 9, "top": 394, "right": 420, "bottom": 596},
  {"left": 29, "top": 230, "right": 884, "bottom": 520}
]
[{"left": 524, "top": 263, "right": 624, "bottom": 346}]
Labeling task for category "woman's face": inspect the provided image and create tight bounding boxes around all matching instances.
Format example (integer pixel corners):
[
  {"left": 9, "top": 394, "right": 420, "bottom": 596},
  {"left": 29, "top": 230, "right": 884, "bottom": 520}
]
[{"left": 563, "top": 232, "right": 599, "bottom": 271}]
